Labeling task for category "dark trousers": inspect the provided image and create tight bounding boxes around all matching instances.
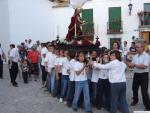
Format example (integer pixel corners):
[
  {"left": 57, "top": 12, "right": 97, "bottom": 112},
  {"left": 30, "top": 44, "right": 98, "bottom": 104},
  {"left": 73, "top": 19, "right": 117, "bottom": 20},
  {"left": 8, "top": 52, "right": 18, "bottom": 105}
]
[
  {"left": 9, "top": 62, "right": 18, "bottom": 85},
  {"left": 41, "top": 65, "right": 47, "bottom": 82},
  {"left": 88, "top": 80, "right": 92, "bottom": 102},
  {"left": 132, "top": 72, "right": 150, "bottom": 110},
  {"left": 0, "top": 59, "right": 3, "bottom": 78},
  {"left": 56, "top": 73, "right": 62, "bottom": 98},
  {"left": 60, "top": 75, "right": 69, "bottom": 99},
  {"left": 110, "top": 82, "right": 129, "bottom": 113},
  {"left": 96, "top": 79, "right": 110, "bottom": 110},
  {"left": 91, "top": 82, "right": 97, "bottom": 105},
  {"left": 22, "top": 72, "right": 28, "bottom": 83},
  {"left": 66, "top": 81, "right": 75, "bottom": 105}
]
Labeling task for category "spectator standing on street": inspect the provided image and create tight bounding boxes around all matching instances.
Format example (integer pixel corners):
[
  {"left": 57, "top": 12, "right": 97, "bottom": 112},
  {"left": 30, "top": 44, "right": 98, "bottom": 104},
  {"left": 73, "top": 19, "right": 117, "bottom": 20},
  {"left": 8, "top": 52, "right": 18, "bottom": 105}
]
[
  {"left": 9, "top": 44, "right": 20, "bottom": 87},
  {"left": 27, "top": 45, "right": 40, "bottom": 81},
  {"left": 40, "top": 43, "right": 48, "bottom": 87},
  {"left": 122, "top": 41, "right": 129, "bottom": 61},
  {"left": 0, "top": 43, "right": 6, "bottom": 79},
  {"left": 27, "top": 39, "right": 33, "bottom": 51},
  {"left": 21, "top": 59, "right": 29, "bottom": 84},
  {"left": 128, "top": 40, "right": 150, "bottom": 111}
]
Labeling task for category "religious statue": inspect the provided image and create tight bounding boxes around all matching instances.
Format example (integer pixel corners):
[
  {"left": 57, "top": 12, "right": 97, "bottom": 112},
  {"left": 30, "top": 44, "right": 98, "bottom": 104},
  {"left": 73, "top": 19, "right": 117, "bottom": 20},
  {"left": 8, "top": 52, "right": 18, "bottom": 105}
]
[{"left": 66, "top": 8, "right": 87, "bottom": 41}]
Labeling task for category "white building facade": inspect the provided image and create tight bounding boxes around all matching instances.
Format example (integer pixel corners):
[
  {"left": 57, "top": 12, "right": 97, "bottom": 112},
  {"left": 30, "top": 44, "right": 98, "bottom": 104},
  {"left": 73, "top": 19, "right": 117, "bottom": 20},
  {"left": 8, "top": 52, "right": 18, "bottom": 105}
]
[
  {"left": 51, "top": 0, "right": 150, "bottom": 48},
  {"left": 0, "top": 0, "right": 150, "bottom": 52}
]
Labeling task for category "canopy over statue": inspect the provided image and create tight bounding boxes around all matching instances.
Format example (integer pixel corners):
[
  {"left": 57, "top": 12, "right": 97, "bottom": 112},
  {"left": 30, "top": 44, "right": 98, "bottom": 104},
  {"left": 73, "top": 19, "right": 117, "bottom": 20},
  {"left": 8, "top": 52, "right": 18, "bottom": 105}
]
[
  {"left": 66, "top": 0, "right": 88, "bottom": 41},
  {"left": 70, "top": 0, "right": 88, "bottom": 9}
]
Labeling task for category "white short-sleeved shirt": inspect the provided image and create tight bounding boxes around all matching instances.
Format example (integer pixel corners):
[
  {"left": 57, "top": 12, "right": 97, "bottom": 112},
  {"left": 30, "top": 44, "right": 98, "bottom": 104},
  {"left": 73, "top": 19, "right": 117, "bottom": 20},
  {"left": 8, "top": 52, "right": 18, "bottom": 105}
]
[
  {"left": 91, "top": 68, "right": 99, "bottom": 83},
  {"left": 132, "top": 52, "right": 150, "bottom": 73},
  {"left": 27, "top": 43, "right": 33, "bottom": 49},
  {"left": 41, "top": 47, "right": 48, "bottom": 66},
  {"left": 37, "top": 45, "right": 41, "bottom": 52},
  {"left": 0, "top": 47, "right": 3, "bottom": 56},
  {"left": 9, "top": 48, "right": 20, "bottom": 63},
  {"left": 45, "top": 52, "right": 56, "bottom": 72},
  {"left": 62, "top": 57, "right": 70, "bottom": 75},
  {"left": 74, "top": 61, "right": 87, "bottom": 81},
  {"left": 69, "top": 59, "right": 76, "bottom": 81},
  {"left": 94, "top": 59, "right": 126, "bottom": 83},
  {"left": 54, "top": 57, "right": 59, "bottom": 65},
  {"left": 54, "top": 57, "right": 64, "bottom": 73},
  {"left": 122, "top": 46, "right": 129, "bottom": 56}
]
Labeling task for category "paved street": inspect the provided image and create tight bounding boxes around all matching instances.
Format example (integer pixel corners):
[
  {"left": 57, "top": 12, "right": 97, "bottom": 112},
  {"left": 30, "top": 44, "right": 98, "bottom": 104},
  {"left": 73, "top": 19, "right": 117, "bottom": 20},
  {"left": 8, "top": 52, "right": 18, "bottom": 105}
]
[{"left": 0, "top": 64, "right": 150, "bottom": 113}]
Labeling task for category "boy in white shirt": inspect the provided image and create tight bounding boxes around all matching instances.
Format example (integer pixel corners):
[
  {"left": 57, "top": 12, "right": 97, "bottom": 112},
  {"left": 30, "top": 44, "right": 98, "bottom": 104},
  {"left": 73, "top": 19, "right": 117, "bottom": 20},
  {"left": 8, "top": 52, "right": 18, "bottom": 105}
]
[
  {"left": 40, "top": 43, "right": 48, "bottom": 87},
  {"left": 55, "top": 49, "right": 64, "bottom": 98},
  {"left": 45, "top": 45, "right": 56, "bottom": 95},
  {"left": 90, "top": 51, "right": 99, "bottom": 106},
  {"left": 59, "top": 50, "right": 70, "bottom": 103},
  {"left": 66, "top": 51, "right": 76, "bottom": 107}
]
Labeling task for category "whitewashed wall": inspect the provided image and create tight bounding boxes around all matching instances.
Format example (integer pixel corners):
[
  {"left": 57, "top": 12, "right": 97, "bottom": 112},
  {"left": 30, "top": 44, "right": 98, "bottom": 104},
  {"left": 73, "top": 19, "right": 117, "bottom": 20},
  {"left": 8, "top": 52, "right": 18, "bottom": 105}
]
[
  {"left": 8, "top": 0, "right": 54, "bottom": 44},
  {"left": 4, "top": 0, "right": 150, "bottom": 48},
  {"left": 0, "top": 0, "right": 10, "bottom": 55}
]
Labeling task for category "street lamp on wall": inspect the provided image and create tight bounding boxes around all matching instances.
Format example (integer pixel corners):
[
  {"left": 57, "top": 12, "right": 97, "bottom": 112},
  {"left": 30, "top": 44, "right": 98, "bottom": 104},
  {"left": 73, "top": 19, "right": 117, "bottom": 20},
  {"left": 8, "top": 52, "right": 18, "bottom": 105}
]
[{"left": 128, "top": 0, "right": 133, "bottom": 16}]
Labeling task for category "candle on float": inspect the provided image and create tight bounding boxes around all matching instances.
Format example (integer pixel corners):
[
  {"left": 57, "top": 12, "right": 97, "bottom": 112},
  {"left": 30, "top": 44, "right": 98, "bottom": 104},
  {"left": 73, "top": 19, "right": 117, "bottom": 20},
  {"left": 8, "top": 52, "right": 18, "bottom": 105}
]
[
  {"left": 97, "top": 24, "right": 99, "bottom": 36},
  {"left": 75, "top": 23, "right": 77, "bottom": 37},
  {"left": 57, "top": 25, "right": 59, "bottom": 36}
]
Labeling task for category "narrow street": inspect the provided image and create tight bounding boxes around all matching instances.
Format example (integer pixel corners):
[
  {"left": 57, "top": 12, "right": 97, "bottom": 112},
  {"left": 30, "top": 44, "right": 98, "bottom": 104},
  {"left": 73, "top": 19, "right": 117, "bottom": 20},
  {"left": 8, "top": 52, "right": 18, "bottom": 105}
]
[{"left": 0, "top": 64, "right": 149, "bottom": 113}]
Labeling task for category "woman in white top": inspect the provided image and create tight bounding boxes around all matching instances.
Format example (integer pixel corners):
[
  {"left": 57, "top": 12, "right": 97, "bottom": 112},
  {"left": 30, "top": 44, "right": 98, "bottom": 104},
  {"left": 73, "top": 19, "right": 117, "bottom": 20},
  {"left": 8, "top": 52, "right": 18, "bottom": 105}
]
[
  {"left": 72, "top": 52, "right": 92, "bottom": 113},
  {"left": 96, "top": 53, "right": 110, "bottom": 110},
  {"left": 93, "top": 50, "right": 129, "bottom": 113}
]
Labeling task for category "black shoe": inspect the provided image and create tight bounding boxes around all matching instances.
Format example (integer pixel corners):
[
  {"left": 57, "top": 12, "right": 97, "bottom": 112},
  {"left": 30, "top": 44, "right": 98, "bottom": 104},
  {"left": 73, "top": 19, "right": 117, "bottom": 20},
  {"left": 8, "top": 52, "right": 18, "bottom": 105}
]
[
  {"left": 145, "top": 107, "right": 150, "bottom": 111},
  {"left": 85, "top": 111, "right": 93, "bottom": 113},
  {"left": 13, "top": 84, "right": 18, "bottom": 87},
  {"left": 131, "top": 101, "right": 138, "bottom": 106},
  {"left": 15, "top": 82, "right": 18, "bottom": 85},
  {"left": 72, "top": 108, "right": 77, "bottom": 112},
  {"left": 67, "top": 102, "right": 72, "bottom": 107},
  {"left": 96, "top": 106, "right": 101, "bottom": 110}
]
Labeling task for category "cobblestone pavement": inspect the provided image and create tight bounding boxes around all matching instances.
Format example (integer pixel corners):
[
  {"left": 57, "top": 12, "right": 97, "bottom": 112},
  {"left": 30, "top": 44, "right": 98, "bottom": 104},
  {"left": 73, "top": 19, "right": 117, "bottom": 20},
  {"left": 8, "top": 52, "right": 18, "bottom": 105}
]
[{"left": 0, "top": 64, "right": 150, "bottom": 113}]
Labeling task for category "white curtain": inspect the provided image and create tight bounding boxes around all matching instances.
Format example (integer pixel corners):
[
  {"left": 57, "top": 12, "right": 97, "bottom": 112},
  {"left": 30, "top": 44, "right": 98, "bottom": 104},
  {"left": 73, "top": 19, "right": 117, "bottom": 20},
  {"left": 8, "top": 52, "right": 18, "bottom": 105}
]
[{"left": 70, "top": 0, "right": 88, "bottom": 9}]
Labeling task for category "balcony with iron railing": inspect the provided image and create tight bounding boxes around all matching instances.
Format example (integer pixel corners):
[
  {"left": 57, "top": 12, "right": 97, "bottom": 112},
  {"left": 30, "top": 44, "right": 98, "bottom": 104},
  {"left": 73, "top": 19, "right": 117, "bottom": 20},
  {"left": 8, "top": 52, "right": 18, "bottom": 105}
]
[
  {"left": 107, "top": 20, "right": 123, "bottom": 34},
  {"left": 138, "top": 11, "right": 150, "bottom": 27},
  {"left": 82, "top": 22, "right": 94, "bottom": 36}
]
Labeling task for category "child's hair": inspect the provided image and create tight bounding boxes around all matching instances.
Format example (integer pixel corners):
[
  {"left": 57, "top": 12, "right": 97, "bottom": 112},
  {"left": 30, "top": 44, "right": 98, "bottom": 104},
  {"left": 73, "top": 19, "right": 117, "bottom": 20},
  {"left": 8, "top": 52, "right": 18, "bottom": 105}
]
[
  {"left": 21, "top": 59, "right": 27, "bottom": 63},
  {"left": 110, "top": 50, "right": 122, "bottom": 61},
  {"left": 48, "top": 44, "right": 54, "bottom": 48},
  {"left": 102, "top": 53, "right": 110, "bottom": 64},
  {"left": 68, "top": 51, "right": 76, "bottom": 59},
  {"left": 77, "top": 52, "right": 87, "bottom": 63}
]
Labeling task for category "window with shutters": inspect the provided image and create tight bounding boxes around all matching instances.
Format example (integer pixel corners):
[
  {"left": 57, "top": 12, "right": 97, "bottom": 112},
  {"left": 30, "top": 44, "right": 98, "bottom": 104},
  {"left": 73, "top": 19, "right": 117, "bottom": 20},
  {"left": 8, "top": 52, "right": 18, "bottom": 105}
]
[
  {"left": 107, "top": 7, "right": 123, "bottom": 34},
  {"left": 144, "top": 3, "right": 150, "bottom": 25},
  {"left": 82, "top": 9, "right": 94, "bottom": 40}
]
